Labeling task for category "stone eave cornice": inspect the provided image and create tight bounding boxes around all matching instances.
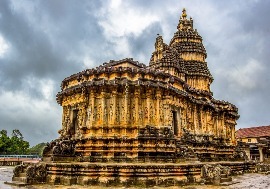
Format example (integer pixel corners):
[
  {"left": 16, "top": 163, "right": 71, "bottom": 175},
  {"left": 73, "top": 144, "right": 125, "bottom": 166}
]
[
  {"left": 98, "top": 58, "right": 147, "bottom": 69},
  {"left": 61, "top": 58, "right": 146, "bottom": 86},
  {"left": 56, "top": 77, "right": 237, "bottom": 116},
  {"left": 60, "top": 66, "right": 172, "bottom": 90},
  {"left": 210, "top": 98, "right": 239, "bottom": 118},
  {"left": 60, "top": 65, "right": 213, "bottom": 97}
]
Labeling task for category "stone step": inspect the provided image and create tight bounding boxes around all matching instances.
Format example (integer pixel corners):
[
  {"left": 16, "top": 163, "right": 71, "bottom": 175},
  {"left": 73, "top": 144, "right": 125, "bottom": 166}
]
[
  {"left": 4, "top": 181, "right": 29, "bottom": 187},
  {"left": 220, "top": 173, "right": 227, "bottom": 178},
  {"left": 19, "top": 172, "right": 26, "bottom": 177},
  {"left": 220, "top": 177, "right": 232, "bottom": 183},
  {"left": 12, "top": 176, "right": 28, "bottom": 183}
]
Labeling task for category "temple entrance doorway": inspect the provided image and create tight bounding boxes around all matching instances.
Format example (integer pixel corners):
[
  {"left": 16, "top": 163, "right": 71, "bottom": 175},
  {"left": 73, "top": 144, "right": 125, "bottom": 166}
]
[
  {"left": 172, "top": 110, "right": 178, "bottom": 136},
  {"left": 71, "top": 109, "right": 79, "bottom": 136}
]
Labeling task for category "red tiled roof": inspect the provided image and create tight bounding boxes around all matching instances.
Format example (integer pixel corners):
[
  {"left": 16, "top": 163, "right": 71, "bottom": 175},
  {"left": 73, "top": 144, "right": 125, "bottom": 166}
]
[{"left": 236, "top": 125, "right": 270, "bottom": 138}]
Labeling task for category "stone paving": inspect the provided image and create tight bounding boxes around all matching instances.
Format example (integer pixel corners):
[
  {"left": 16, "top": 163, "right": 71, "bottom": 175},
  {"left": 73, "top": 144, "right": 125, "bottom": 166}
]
[{"left": 1, "top": 166, "right": 270, "bottom": 189}]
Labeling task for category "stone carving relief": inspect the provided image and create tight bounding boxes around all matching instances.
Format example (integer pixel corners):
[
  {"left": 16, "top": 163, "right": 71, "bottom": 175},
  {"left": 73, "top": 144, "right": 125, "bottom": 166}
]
[
  {"left": 201, "top": 164, "right": 231, "bottom": 185},
  {"left": 14, "top": 164, "right": 47, "bottom": 184},
  {"left": 144, "top": 106, "right": 148, "bottom": 120},
  {"left": 92, "top": 105, "right": 97, "bottom": 123},
  {"left": 97, "top": 102, "right": 102, "bottom": 121},
  {"left": 150, "top": 103, "right": 154, "bottom": 122},
  {"left": 158, "top": 102, "right": 163, "bottom": 124},
  {"left": 42, "top": 139, "right": 76, "bottom": 157},
  {"left": 115, "top": 104, "right": 120, "bottom": 124},
  {"left": 131, "top": 102, "right": 136, "bottom": 122},
  {"left": 121, "top": 103, "right": 125, "bottom": 122}
]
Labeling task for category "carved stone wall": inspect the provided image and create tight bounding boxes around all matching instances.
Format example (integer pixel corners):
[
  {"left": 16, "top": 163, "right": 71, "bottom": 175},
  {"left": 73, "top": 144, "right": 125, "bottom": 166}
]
[{"left": 52, "top": 9, "right": 239, "bottom": 162}]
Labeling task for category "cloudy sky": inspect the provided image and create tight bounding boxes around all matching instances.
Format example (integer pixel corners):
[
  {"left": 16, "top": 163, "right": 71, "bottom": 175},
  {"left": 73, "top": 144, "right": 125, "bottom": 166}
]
[{"left": 0, "top": 0, "right": 269, "bottom": 146}]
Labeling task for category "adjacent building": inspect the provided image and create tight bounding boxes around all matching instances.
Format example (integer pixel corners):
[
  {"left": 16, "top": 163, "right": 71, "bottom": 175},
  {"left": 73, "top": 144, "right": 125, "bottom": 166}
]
[{"left": 236, "top": 125, "right": 270, "bottom": 161}]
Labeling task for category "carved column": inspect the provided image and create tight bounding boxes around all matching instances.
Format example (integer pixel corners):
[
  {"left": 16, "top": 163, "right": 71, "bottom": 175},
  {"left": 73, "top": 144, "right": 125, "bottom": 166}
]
[
  {"left": 205, "top": 110, "right": 209, "bottom": 133},
  {"left": 221, "top": 113, "right": 225, "bottom": 138},
  {"left": 145, "top": 88, "right": 152, "bottom": 126},
  {"left": 213, "top": 113, "right": 218, "bottom": 136},
  {"left": 134, "top": 87, "right": 140, "bottom": 126},
  {"left": 100, "top": 89, "right": 106, "bottom": 129},
  {"left": 156, "top": 90, "right": 162, "bottom": 127},
  {"left": 124, "top": 84, "right": 129, "bottom": 126},
  {"left": 88, "top": 89, "right": 96, "bottom": 129},
  {"left": 110, "top": 89, "right": 117, "bottom": 126},
  {"left": 232, "top": 124, "right": 236, "bottom": 144},
  {"left": 163, "top": 93, "right": 171, "bottom": 127},
  {"left": 193, "top": 105, "right": 197, "bottom": 134}
]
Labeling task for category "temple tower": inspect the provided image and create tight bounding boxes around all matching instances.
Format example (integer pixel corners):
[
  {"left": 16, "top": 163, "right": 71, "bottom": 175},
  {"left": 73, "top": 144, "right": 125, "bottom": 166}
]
[{"left": 150, "top": 9, "right": 213, "bottom": 92}]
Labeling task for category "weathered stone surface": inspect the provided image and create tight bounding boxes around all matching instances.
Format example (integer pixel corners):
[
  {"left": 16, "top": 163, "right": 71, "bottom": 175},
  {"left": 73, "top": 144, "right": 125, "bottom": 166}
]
[{"left": 10, "top": 8, "right": 247, "bottom": 187}]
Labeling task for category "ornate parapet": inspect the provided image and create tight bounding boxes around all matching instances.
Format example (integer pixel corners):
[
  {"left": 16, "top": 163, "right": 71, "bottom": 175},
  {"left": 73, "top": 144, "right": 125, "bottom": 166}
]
[{"left": 42, "top": 139, "right": 76, "bottom": 161}]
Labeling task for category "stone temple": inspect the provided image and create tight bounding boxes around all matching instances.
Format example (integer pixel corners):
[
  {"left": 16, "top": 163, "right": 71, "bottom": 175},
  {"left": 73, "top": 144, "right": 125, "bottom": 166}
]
[
  {"left": 10, "top": 9, "right": 256, "bottom": 187},
  {"left": 55, "top": 8, "right": 239, "bottom": 161}
]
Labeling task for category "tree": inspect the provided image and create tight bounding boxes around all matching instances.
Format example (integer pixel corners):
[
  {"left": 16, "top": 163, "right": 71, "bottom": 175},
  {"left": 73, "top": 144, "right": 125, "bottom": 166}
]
[
  {"left": 28, "top": 142, "right": 47, "bottom": 156},
  {"left": 12, "top": 129, "right": 23, "bottom": 140},
  {"left": 0, "top": 129, "right": 29, "bottom": 154},
  {"left": 0, "top": 130, "right": 10, "bottom": 154}
]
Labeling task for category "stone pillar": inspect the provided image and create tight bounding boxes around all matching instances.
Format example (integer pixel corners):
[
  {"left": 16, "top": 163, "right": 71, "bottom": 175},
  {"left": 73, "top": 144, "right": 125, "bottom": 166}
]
[
  {"left": 244, "top": 146, "right": 251, "bottom": 161},
  {"left": 145, "top": 88, "right": 152, "bottom": 126},
  {"left": 88, "top": 90, "right": 96, "bottom": 128},
  {"left": 258, "top": 146, "right": 264, "bottom": 162},
  {"left": 124, "top": 83, "right": 129, "bottom": 126},
  {"left": 134, "top": 88, "right": 140, "bottom": 127},
  {"left": 163, "top": 94, "right": 171, "bottom": 127},
  {"left": 110, "top": 89, "right": 117, "bottom": 126},
  {"left": 221, "top": 113, "right": 225, "bottom": 138},
  {"left": 215, "top": 115, "right": 219, "bottom": 137},
  {"left": 100, "top": 89, "right": 106, "bottom": 131},
  {"left": 193, "top": 105, "right": 197, "bottom": 134}
]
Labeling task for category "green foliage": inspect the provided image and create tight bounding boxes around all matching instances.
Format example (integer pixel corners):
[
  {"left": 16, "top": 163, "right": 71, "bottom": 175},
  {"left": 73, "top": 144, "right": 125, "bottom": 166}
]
[
  {"left": 0, "top": 129, "right": 30, "bottom": 155},
  {"left": 0, "top": 130, "right": 10, "bottom": 154},
  {"left": 28, "top": 142, "right": 47, "bottom": 156}
]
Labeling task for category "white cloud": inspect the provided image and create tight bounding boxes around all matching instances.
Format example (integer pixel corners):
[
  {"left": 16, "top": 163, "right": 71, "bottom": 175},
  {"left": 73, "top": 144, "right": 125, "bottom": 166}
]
[
  {"left": 98, "top": 3, "right": 158, "bottom": 38},
  {"left": 225, "top": 59, "right": 264, "bottom": 92},
  {"left": 40, "top": 79, "right": 55, "bottom": 100},
  {"left": 0, "top": 90, "right": 61, "bottom": 145},
  {"left": 0, "top": 35, "right": 9, "bottom": 57},
  {"left": 83, "top": 56, "right": 94, "bottom": 68}
]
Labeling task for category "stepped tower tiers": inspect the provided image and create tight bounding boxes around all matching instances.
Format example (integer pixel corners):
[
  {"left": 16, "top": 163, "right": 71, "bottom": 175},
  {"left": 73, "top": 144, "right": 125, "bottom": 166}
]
[
  {"left": 150, "top": 8, "right": 212, "bottom": 92},
  {"left": 42, "top": 9, "right": 239, "bottom": 164}
]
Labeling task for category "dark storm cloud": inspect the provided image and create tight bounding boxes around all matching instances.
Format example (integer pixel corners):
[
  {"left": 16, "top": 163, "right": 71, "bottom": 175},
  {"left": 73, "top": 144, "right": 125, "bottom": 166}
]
[
  {"left": 196, "top": 0, "right": 270, "bottom": 129},
  {"left": 0, "top": 0, "right": 107, "bottom": 145},
  {"left": 0, "top": 0, "right": 269, "bottom": 145},
  {"left": 0, "top": 0, "right": 105, "bottom": 93},
  {"left": 127, "top": 22, "right": 163, "bottom": 63}
]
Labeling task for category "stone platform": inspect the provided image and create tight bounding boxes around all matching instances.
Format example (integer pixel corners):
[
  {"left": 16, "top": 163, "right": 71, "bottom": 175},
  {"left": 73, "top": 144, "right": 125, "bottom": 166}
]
[{"left": 9, "top": 161, "right": 255, "bottom": 187}]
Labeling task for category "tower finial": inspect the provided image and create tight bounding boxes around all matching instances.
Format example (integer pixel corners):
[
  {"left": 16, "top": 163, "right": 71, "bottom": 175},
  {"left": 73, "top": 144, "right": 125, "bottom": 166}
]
[{"left": 182, "top": 8, "right": 187, "bottom": 19}]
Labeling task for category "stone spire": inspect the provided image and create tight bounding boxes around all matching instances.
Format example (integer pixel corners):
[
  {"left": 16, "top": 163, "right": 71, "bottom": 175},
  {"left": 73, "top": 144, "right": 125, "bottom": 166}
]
[
  {"left": 181, "top": 8, "right": 187, "bottom": 19},
  {"left": 149, "top": 8, "right": 213, "bottom": 91},
  {"left": 177, "top": 8, "right": 193, "bottom": 31}
]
